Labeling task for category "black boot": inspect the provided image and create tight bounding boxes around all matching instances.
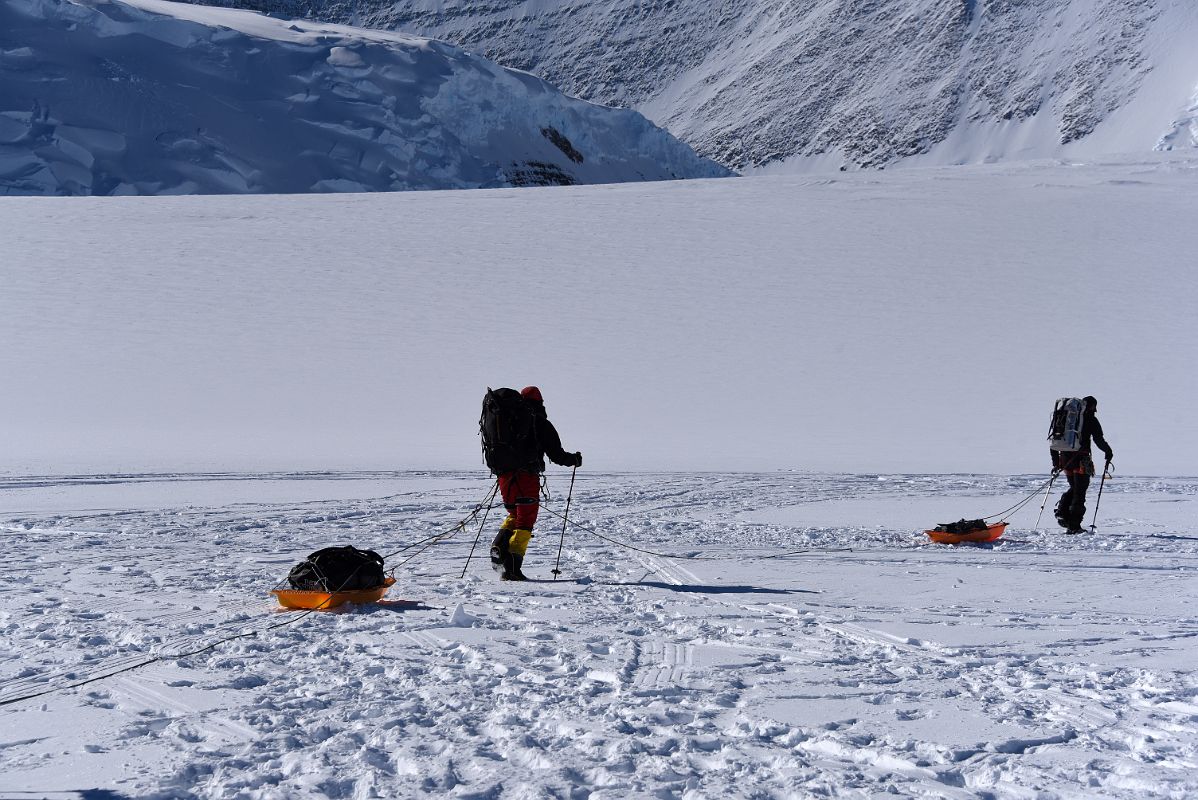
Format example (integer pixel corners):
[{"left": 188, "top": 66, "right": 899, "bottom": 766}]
[
  {"left": 502, "top": 553, "right": 527, "bottom": 581},
  {"left": 490, "top": 530, "right": 510, "bottom": 572}
]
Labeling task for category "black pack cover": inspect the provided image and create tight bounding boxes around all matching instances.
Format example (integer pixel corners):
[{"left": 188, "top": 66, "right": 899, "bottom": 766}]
[
  {"left": 479, "top": 387, "right": 540, "bottom": 474},
  {"left": 287, "top": 546, "right": 385, "bottom": 592}
]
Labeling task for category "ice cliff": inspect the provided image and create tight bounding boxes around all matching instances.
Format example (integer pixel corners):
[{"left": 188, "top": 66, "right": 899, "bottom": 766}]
[{"left": 0, "top": 0, "right": 729, "bottom": 195}]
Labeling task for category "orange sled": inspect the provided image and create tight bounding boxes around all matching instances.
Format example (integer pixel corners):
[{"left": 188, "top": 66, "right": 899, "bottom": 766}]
[
  {"left": 272, "top": 577, "right": 396, "bottom": 610},
  {"left": 924, "top": 522, "right": 1008, "bottom": 545}
]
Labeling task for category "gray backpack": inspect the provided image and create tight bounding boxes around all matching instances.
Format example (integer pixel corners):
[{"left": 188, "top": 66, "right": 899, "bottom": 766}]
[{"left": 1047, "top": 397, "right": 1085, "bottom": 452}]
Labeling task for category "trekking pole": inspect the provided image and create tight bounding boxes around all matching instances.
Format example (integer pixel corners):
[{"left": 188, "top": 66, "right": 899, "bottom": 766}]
[
  {"left": 1034, "top": 470, "right": 1060, "bottom": 531},
  {"left": 460, "top": 482, "right": 499, "bottom": 579},
  {"left": 551, "top": 465, "right": 578, "bottom": 579},
  {"left": 1089, "top": 461, "right": 1112, "bottom": 534}
]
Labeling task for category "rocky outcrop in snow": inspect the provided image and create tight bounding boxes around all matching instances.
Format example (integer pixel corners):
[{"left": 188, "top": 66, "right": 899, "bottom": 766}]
[
  {"left": 191, "top": 0, "right": 1198, "bottom": 171},
  {"left": 0, "top": 0, "right": 728, "bottom": 195}
]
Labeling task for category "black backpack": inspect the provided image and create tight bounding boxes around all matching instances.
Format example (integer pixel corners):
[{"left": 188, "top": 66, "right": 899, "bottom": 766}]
[
  {"left": 479, "top": 387, "right": 540, "bottom": 474},
  {"left": 287, "top": 546, "right": 385, "bottom": 592}
]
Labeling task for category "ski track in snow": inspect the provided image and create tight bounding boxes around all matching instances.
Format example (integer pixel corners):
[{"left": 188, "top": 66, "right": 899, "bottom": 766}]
[{"left": 0, "top": 471, "right": 1196, "bottom": 798}]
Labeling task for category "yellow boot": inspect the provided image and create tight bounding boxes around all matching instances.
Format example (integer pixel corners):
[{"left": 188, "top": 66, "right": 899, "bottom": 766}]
[{"left": 503, "top": 529, "right": 533, "bottom": 580}]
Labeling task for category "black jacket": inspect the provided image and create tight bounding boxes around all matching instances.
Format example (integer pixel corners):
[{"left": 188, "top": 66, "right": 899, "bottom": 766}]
[
  {"left": 1080, "top": 412, "right": 1113, "bottom": 461},
  {"left": 524, "top": 403, "right": 576, "bottom": 473}
]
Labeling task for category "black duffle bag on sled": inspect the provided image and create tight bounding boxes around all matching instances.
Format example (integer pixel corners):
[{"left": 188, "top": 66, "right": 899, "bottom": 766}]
[
  {"left": 932, "top": 518, "right": 989, "bottom": 534},
  {"left": 287, "top": 546, "right": 386, "bottom": 592}
]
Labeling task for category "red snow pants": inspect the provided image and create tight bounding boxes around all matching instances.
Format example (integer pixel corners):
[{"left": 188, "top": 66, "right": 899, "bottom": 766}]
[{"left": 498, "top": 471, "right": 541, "bottom": 531}]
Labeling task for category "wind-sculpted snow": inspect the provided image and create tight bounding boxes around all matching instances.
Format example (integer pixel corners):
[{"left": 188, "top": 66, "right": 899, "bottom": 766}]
[
  {"left": 190, "top": 0, "right": 1198, "bottom": 170},
  {"left": 0, "top": 0, "right": 728, "bottom": 195},
  {"left": 1, "top": 472, "right": 1196, "bottom": 797}
]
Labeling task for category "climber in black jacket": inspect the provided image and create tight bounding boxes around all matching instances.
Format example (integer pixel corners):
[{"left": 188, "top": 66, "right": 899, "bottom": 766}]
[{"left": 1050, "top": 396, "right": 1114, "bottom": 533}]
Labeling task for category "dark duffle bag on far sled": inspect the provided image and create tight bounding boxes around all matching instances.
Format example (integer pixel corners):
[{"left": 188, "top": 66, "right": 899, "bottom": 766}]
[
  {"left": 287, "top": 546, "right": 386, "bottom": 592},
  {"left": 932, "top": 519, "right": 989, "bottom": 535}
]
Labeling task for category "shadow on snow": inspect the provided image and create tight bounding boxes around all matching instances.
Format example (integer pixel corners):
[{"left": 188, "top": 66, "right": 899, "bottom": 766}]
[{"left": 600, "top": 580, "right": 818, "bottom": 595}]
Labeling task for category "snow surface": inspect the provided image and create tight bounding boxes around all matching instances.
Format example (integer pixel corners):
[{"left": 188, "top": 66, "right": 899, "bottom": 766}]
[
  {"left": 1, "top": 470, "right": 1196, "bottom": 798},
  {"left": 3, "top": 155, "right": 1197, "bottom": 476},
  {"left": 196, "top": 0, "right": 1198, "bottom": 171},
  {"left": 0, "top": 0, "right": 728, "bottom": 195}
]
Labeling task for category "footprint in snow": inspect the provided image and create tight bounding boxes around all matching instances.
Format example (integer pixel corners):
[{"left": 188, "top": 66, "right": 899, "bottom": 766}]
[{"left": 896, "top": 708, "right": 928, "bottom": 720}]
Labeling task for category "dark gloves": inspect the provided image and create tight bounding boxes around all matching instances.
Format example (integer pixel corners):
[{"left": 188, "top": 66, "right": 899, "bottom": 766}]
[
  {"left": 571, "top": 452, "right": 582, "bottom": 468},
  {"left": 1105, "top": 450, "right": 1114, "bottom": 464}
]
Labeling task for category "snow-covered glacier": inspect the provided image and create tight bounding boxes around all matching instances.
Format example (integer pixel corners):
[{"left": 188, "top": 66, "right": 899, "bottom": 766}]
[
  {"left": 197, "top": 0, "right": 1198, "bottom": 171},
  {"left": 0, "top": 0, "right": 729, "bottom": 195}
]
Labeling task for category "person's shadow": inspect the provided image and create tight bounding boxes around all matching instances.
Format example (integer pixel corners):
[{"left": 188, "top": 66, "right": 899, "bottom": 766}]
[
  {"left": 369, "top": 599, "right": 436, "bottom": 612},
  {"left": 597, "top": 580, "right": 817, "bottom": 595}
]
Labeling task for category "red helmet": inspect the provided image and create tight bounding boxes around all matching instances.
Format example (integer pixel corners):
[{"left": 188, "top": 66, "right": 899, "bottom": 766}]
[{"left": 520, "top": 386, "right": 543, "bottom": 402}]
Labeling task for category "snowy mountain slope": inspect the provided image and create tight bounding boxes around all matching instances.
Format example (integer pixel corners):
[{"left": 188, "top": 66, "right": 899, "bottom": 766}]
[
  {"left": 2, "top": 155, "right": 1197, "bottom": 476},
  {"left": 192, "top": 0, "right": 1198, "bottom": 171},
  {"left": 0, "top": 0, "right": 728, "bottom": 196}
]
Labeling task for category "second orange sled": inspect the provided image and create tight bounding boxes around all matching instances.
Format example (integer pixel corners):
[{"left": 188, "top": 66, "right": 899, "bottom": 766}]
[
  {"left": 272, "top": 576, "right": 396, "bottom": 610},
  {"left": 924, "top": 521, "right": 1008, "bottom": 544}
]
